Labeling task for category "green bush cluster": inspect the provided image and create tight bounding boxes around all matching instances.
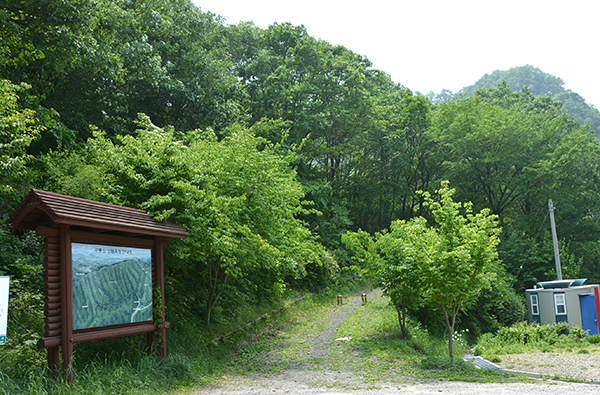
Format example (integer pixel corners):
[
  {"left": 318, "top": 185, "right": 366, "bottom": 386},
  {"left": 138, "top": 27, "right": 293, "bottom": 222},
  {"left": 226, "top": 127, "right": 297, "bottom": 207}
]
[
  {"left": 474, "top": 321, "right": 592, "bottom": 356},
  {"left": 496, "top": 322, "right": 587, "bottom": 345},
  {"left": 0, "top": 287, "right": 45, "bottom": 382},
  {"left": 588, "top": 334, "right": 600, "bottom": 344},
  {"left": 420, "top": 355, "right": 477, "bottom": 373}
]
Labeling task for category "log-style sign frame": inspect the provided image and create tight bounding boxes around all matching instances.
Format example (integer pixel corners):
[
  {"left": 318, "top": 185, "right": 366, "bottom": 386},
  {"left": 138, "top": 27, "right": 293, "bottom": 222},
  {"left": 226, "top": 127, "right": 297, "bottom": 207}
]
[{"left": 9, "top": 190, "right": 187, "bottom": 382}]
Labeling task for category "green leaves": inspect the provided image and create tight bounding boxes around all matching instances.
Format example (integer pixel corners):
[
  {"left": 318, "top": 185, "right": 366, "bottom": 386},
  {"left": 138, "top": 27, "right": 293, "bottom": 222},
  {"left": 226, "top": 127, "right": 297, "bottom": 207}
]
[
  {"left": 0, "top": 80, "right": 42, "bottom": 192},
  {"left": 79, "top": 116, "right": 334, "bottom": 323},
  {"left": 429, "top": 85, "right": 600, "bottom": 288},
  {"left": 345, "top": 182, "right": 502, "bottom": 351},
  {"left": 422, "top": 183, "right": 501, "bottom": 306},
  {"left": 0, "top": 0, "right": 244, "bottom": 144}
]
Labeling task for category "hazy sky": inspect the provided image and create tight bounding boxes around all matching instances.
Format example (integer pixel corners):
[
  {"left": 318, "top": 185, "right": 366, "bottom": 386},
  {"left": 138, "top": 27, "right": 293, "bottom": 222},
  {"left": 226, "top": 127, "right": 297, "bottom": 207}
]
[{"left": 193, "top": 0, "right": 599, "bottom": 108}]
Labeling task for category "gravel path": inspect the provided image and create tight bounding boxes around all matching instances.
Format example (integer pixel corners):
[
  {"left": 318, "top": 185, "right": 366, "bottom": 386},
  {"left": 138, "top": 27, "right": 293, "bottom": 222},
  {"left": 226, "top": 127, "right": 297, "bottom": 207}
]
[
  {"left": 192, "top": 292, "right": 600, "bottom": 395},
  {"left": 306, "top": 292, "right": 363, "bottom": 361},
  {"left": 194, "top": 380, "right": 599, "bottom": 395},
  {"left": 499, "top": 351, "right": 600, "bottom": 381}
]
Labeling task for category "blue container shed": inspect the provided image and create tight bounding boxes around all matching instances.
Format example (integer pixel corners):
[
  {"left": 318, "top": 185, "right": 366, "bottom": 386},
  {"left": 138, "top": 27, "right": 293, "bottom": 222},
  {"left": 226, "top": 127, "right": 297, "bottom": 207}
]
[{"left": 525, "top": 279, "right": 600, "bottom": 335}]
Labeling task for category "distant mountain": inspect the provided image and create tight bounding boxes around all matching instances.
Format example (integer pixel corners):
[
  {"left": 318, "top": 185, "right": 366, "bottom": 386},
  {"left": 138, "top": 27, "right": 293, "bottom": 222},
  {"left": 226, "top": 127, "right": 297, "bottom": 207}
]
[
  {"left": 459, "top": 65, "right": 566, "bottom": 97},
  {"left": 71, "top": 252, "right": 151, "bottom": 276},
  {"left": 427, "top": 65, "right": 600, "bottom": 135},
  {"left": 72, "top": 253, "right": 127, "bottom": 275}
]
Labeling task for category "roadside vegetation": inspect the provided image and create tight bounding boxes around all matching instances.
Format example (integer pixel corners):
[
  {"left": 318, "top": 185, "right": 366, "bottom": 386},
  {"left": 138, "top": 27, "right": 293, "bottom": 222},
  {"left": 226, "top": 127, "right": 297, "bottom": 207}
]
[
  {"left": 1, "top": 280, "right": 516, "bottom": 395},
  {"left": 473, "top": 321, "right": 600, "bottom": 383},
  {"left": 3, "top": 0, "right": 600, "bottom": 393},
  {"left": 475, "top": 321, "right": 600, "bottom": 359}
]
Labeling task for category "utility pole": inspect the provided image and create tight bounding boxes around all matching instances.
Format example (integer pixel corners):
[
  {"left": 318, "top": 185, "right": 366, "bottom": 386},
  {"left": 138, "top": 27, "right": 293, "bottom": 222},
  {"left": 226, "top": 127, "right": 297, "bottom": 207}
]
[{"left": 548, "top": 199, "right": 563, "bottom": 281}]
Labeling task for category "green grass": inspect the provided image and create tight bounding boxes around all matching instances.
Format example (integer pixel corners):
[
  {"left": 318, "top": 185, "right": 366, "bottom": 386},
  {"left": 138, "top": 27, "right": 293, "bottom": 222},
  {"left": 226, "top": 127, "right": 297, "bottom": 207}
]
[
  {"left": 217, "top": 288, "right": 512, "bottom": 390},
  {"left": 327, "top": 291, "right": 504, "bottom": 383},
  {"left": 327, "top": 292, "right": 422, "bottom": 380},
  {"left": 2, "top": 279, "right": 526, "bottom": 394}
]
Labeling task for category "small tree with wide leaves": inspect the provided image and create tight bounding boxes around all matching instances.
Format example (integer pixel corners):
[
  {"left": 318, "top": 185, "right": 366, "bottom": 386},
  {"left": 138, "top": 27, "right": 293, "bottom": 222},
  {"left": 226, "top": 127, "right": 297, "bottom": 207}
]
[
  {"left": 420, "top": 181, "right": 501, "bottom": 358},
  {"left": 345, "top": 181, "right": 501, "bottom": 354},
  {"left": 343, "top": 217, "right": 435, "bottom": 339}
]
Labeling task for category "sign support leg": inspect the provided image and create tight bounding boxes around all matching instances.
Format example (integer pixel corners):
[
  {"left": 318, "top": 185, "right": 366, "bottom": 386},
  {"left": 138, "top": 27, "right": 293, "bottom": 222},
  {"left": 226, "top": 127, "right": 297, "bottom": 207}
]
[
  {"left": 154, "top": 237, "right": 167, "bottom": 359},
  {"left": 60, "top": 226, "right": 74, "bottom": 383}
]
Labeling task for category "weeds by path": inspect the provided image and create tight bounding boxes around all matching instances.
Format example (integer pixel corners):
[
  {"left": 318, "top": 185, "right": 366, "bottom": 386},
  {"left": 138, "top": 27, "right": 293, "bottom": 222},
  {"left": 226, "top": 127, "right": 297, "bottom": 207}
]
[
  {"left": 2, "top": 283, "right": 526, "bottom": 395},
  {"left": 214, "top": 288, "right": 510, "bottom": 394}
]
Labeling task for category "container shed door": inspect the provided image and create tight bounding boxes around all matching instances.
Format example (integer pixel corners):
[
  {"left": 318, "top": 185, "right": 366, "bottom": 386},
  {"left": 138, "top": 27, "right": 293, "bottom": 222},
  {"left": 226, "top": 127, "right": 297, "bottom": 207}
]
[{"left": 579, "top": 295, "right": 599, "bottom": 336}]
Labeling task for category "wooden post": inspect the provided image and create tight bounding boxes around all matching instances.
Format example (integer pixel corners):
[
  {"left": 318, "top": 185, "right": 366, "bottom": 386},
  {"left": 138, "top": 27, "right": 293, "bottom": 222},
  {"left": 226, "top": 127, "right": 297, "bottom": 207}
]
[
  {"left": 40, "top": 228, "right": 62, "bottom": 378},
  {"left": 47, "top": 346, "right": 60, "bottom": 378},
  {"left": 60, "top": 226, "right": 74, "bottom": 383},
  {"left": 154, "top": 236, "right": 167, "bottom": 359}
]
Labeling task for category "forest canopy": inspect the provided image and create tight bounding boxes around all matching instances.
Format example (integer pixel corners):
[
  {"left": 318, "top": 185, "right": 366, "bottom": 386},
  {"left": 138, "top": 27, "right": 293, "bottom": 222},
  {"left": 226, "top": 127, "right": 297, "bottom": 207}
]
[{"left": 2, "top": 0, "right": 600, "bottom": 333}]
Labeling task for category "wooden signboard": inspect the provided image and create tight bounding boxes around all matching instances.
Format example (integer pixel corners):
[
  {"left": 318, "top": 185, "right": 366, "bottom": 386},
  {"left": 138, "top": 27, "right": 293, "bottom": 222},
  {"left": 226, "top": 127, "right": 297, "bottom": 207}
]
[{"left": 8, "top": 190, "right": 187, "bottom": 382}]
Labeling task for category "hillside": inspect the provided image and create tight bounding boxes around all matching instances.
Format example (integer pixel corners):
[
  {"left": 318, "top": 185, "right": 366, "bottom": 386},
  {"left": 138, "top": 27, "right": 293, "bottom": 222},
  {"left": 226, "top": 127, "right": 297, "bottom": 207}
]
[{"left": 428, "top": 65, "right": 600, "bottom": 135}]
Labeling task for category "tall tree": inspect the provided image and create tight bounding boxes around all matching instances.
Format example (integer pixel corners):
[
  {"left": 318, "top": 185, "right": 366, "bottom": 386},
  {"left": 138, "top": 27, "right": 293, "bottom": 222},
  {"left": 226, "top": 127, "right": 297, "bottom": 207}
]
[
  {"left": 430, "top": 83, "right": 584, "bottom": 218},
  {"left": 65, "top": 115, "right": 333, "bottom": 324},
  {"left": 348, "top": 78, "right": 439, "bottom": 233},
  {"left": 0, "top": 0, "right": 244, "bottom": 149},
  {"left": 229, "top": 22, "right": 378, "bottom": 247},
  {"left": 430, "top": 84, "right": 600, "bottom": 286}
]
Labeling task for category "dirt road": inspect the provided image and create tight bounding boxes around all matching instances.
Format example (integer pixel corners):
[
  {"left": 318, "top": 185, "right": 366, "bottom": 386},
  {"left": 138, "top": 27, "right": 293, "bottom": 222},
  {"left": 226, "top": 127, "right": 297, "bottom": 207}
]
[{"left": 192, "top": 292, "right": 600, "bottom": 395}]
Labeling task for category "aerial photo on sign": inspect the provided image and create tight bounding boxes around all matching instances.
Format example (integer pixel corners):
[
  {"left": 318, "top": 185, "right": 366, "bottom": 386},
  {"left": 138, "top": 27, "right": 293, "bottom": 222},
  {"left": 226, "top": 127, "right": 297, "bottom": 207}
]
[{"left": 72, "top": 243, "right": 153, "bottom": 330}]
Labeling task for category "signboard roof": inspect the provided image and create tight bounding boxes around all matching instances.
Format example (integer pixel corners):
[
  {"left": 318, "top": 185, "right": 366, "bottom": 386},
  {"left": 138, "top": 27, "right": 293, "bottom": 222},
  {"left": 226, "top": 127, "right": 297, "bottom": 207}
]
[{"left": 8, "top": 189, "right": 187, "bottom": 239}]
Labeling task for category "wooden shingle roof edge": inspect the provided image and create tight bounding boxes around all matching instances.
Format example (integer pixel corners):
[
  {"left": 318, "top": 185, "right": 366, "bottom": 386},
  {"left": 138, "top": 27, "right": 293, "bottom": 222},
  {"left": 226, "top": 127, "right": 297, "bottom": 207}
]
[{"left": 8, "top": 189, "right": 188, "bottom": 239}]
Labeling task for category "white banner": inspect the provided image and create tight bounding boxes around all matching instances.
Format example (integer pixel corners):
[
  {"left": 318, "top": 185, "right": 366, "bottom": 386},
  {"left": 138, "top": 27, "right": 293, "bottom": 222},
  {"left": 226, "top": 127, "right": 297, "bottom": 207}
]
[{"left": 0, "top": 276, "right": 9, "bottom": 345}]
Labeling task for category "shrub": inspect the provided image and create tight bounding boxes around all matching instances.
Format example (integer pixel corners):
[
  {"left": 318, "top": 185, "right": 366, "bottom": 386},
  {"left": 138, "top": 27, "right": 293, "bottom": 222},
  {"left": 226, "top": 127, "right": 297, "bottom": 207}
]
[
  {"left": 462, "top": 281, "right": 525, "bottom": 337},
  {"left": 588, "top": 334, "right": 600, "bottom": 344},
  {"left": 475, "top": 321, "right": 591, "bottom": 356},
  {"left": 420, "top": 355, "right": 476, "bottom": 372},
  {"left": 570, "top": 325, "right": 589, "bottom": 341}
]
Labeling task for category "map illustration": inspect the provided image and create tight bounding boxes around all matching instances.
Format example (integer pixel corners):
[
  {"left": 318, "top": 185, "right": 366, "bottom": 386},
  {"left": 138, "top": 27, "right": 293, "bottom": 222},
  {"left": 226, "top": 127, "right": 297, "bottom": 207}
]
[{"left": 72, "top": 243, "right": 153, "bottom": 330}]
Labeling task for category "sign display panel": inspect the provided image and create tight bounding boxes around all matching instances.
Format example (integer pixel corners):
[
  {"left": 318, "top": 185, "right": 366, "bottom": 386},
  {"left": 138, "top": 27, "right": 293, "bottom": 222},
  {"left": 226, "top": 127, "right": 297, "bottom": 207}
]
[
  {"left": 72, "top": 243, "right": 152, "bottom": 330},
  {"left": 0, "top": 276, "right": 9, "bottom": 345}
]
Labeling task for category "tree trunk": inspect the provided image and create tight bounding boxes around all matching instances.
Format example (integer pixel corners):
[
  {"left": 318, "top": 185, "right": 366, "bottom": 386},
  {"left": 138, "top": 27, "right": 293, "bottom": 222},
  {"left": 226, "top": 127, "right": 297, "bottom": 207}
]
[
  {"left": 392, "top": 299, "right": 407, "bottom": 339},
  {"left": 206, "top": 257, "right": 228, "bottom": 325},
  {"left": 441, "top": 302, "right": 461, "bottom": 358}
]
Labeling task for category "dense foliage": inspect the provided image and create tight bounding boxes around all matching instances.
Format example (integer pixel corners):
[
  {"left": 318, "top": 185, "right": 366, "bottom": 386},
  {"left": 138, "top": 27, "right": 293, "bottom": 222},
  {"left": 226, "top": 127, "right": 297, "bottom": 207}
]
[
  {"left": 44, "top": 116, "right": 337, "bottom": 324},
  {"left": 2, "top": 1, "right": 600, "bottom": 382},
  {"left": 345, "top": 182, "right": 504, "bottom": 357}
]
